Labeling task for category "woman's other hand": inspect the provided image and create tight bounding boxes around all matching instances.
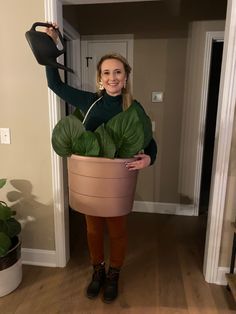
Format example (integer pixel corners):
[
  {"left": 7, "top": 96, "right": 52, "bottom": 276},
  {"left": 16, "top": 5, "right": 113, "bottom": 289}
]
[
  {"left": 125, "top": 153, "right": 151, "bottom": 171},
  {"left": 44, "top": 22, "right": 59, "bottom": 44}
]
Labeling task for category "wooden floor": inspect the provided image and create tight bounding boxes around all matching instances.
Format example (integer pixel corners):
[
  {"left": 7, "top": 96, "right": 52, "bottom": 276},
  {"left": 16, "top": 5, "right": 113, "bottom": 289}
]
[{"left": 0, "top": 212, "right": 235, "bottom": 314}]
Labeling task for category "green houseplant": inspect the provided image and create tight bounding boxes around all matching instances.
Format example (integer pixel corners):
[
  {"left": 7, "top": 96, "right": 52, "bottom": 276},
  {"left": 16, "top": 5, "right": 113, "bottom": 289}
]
[
  {"left": 51, "top": 101, "right": 153, "bottom": 217},
  {"left": 0, "top": 179, "right": 21, "bottom": 257},
  {"left": 51, "top": 100, "right": 153, "bottom": 159},
  {"left": 0, "top": 178, "right": 22, "bottom": 297}
]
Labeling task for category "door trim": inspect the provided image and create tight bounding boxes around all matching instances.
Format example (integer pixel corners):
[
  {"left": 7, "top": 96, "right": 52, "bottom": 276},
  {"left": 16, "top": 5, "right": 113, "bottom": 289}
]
[{"left": 44, "top": 0, "right": 69, "bottom": 267}]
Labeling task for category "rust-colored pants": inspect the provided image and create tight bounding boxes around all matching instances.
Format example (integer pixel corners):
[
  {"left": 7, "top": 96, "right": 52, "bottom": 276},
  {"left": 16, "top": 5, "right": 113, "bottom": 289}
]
[{"left": 85, "top": 215, "right": 128, "bottom": 269}]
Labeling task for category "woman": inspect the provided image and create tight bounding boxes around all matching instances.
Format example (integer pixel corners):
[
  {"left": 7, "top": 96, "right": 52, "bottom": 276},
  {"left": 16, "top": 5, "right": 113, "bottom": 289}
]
[{"left": 45, "top": 24, "right": 157, "bottom": 303}]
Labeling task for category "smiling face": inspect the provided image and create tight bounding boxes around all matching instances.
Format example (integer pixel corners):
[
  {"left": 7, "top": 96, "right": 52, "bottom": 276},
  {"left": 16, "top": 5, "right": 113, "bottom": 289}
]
[{"left": 100, "top": 58, "right": 127, "bottom": 96}]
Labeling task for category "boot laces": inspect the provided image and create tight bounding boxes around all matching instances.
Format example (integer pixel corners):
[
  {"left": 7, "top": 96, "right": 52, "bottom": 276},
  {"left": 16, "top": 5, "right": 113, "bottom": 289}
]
[{"left": 107, "top": 267, "right": 120, "bottom": 282}]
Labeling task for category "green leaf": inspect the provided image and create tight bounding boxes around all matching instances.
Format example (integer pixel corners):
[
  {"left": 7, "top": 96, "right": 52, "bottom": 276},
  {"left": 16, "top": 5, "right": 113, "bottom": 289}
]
[
  {"left": 51, "top": 115, "right": 85, "bottom": 157},
  {"left": 0, "top": 220, "right": 7, "bottom": 233},
  {"left": 0, "top": 232, "right": 11, "bottom": 257},
  {"left": 73, "top": 107, "right": 84, "bottom": 121},
  {"left": 0, "top": 179, "right": 6, "bottom": 189},
  {"left": 5, "top": 218, "right": 21, "bottom": 238},
  {"left": 95, "top": 124, "right": 116, "bottom": 158},
  {"left": 72, "top": 131, "right": 100, "bottom": 157},
  {"left": 0, "top": 202, "right": 12, "bottom": 221},
  {"left": 106, "top": 101, "right": 153, "bottom": 158},
  {"left": 132, "top": 102, "right": 153, "bottom": 148}
]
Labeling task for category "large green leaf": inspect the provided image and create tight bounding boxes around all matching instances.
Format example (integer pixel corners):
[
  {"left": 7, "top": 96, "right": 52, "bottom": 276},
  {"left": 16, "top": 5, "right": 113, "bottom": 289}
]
[
  {"left": 0, "top": 232, "right": 11, "bottom": 257},
  {"left": 0, "top": 202, "right": 12, "bottom": 221},
  {"left": 72, "top": 131, "right": 100, "bottom": 157},
  {"left": 106, "top": 101, "right": 153, "bottom": 158},
  {"left": 5, "top": 218, "right": 21, "bottom": 238},
  {"left": 132, "top": 101, "right": 153, "bottom": 148},
  {"left": 0, "top": 219, "right": 21, "bottom": 238},
  {"left": 51, "top": 115, "right": 85, "bottom": 157},
  {"left": 0, "top": 179, "right": 6, "bottom": 189},
  {"left": 0, "top": 220, "right": 7, "bottom": 233},
  {"left": 95, "top": 124, "right": 116, "bottom": 158}
]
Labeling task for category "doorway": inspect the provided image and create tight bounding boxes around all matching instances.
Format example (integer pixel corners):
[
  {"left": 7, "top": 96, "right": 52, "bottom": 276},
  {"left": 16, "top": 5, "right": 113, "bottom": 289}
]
[
  {"left": 45, "top": 0, "right": 236, "bottom": 285},
  {"left": 199, "top": 41, "right": 224, "bottom": 215}
]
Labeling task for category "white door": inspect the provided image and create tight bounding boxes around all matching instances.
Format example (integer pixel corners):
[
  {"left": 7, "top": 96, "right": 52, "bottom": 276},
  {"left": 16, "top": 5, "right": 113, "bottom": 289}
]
[{"left": 81, "top": 36, "right": 133, "bottom": 92}]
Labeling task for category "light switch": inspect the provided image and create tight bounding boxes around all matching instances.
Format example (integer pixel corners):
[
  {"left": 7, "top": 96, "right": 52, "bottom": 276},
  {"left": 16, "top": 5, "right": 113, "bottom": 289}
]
[
  {"left": 152, "top": 91, "right": 163, "bottom": 103},
  {"left": 0, "top": 128, "right": 11, "bottom": 144}
]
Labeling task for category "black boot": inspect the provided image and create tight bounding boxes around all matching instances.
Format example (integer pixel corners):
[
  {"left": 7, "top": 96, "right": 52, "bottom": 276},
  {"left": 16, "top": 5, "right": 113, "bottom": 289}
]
[
  {"left": 103, "top": 266, "right": 120, "bottom": 303},
  {"left": 86, "top": 262, "right": 106, "bottom": 299}
]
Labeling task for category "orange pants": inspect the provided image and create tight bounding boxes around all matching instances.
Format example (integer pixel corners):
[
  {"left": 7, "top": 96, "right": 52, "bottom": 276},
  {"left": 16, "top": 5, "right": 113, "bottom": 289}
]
[{"left": 85, "top": 215, "right": 128, "bottom": 269}]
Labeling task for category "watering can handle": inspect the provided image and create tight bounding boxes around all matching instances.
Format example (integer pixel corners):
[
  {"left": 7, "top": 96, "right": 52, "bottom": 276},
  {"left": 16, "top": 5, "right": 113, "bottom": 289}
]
[{"left": 31, "top": 22, "right": 65, "bottom": 53}]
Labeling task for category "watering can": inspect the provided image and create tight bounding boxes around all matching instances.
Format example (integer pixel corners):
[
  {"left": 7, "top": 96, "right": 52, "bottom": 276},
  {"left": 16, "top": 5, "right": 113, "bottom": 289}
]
[{"left": 25, "top": 22, "right": 73, "bottom": 73}]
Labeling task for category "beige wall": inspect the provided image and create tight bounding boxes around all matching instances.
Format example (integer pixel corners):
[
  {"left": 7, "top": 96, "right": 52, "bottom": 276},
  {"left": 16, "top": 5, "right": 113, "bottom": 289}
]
[
  {"left": 133, "top": 38, "right": 187, "bottom": 203},
  {"left": 0, "top": 1, "right": 55, "bottom": 250}
]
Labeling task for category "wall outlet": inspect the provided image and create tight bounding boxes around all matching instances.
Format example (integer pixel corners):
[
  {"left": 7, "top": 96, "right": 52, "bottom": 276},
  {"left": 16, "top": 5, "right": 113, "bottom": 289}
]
[{"left": 0, "top": 128, "right": 11, "bottom": 144}]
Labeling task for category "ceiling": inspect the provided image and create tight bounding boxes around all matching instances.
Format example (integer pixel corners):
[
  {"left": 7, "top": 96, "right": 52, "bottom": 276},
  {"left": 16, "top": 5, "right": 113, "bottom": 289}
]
[{"left": 63, "top": 0, "right": 227, "bottom": 37}]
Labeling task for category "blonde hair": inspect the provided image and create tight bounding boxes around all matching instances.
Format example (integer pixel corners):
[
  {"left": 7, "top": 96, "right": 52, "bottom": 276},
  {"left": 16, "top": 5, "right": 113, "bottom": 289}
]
[{"left": 96, "top": 53, "right": 133, "bottom": 110}]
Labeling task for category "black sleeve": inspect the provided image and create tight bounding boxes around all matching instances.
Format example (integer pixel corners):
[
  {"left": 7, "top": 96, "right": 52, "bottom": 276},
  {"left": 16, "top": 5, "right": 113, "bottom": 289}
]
[
  {"left": 45, "top": 66, "right": 97, "bottom": 112},
  {"left": 144, "top": 138, "right": 157, "bottom": 165}
]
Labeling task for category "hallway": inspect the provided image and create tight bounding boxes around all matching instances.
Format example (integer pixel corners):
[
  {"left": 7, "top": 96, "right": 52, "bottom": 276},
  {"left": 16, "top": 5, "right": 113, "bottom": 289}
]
[{"left": 0, "top": 212, "right": 235, "bottom": 313}]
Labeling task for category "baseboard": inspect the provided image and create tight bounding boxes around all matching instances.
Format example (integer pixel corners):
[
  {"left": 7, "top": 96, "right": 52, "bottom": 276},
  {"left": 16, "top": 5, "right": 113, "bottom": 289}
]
[
  {"left": 21, "top": 248, "right": 57, "bottom": 267},
  {"left": 133, "top": 201, "right": 196, "bottom": 216}
]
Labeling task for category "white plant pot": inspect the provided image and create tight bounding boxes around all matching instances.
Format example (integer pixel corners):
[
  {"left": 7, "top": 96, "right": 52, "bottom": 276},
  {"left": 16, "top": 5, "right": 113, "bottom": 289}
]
[{"left": 0, "top": 238, "right": 22, "bottom": 297}]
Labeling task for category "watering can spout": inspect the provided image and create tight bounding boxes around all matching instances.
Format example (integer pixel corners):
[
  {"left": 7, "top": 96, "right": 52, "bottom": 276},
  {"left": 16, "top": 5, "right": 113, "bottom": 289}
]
[
  {"left": 25, "top": 22, "right": 74, "bottom": 73},
  {"left": 48, "top": 61, "right": 74, "bottom": 73}
]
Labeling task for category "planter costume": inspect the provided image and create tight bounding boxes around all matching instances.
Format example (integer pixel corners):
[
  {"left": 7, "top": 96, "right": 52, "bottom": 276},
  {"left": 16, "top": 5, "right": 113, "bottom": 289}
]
[
  {"left": 67, "top": 155, "right": 138, "bottom": 217},
  {"left": 46, "top": 66, "right": 157, "bottom": 302}
]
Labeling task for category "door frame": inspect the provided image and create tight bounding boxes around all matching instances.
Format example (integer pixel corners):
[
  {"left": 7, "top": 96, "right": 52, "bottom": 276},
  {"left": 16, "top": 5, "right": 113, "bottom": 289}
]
[
  {"left": 194, "top": 31, "right": 224, "bottom": 215},
  {"left": 45, "top": 0, "right": 236, "bottom": 284},
  {"left": 203, "top": 0, "right": 236, "bottom": 283}
]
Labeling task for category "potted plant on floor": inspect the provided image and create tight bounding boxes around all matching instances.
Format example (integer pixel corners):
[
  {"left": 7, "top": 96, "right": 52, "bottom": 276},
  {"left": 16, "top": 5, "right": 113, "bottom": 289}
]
[
  {"left": 0, "top": 178, "right": 22, "bottom": 297},
  {"left": 51, "top": 101, "right": 153, "bottom": 217}
]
